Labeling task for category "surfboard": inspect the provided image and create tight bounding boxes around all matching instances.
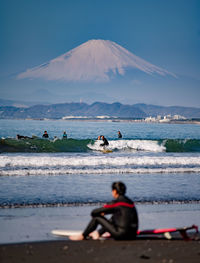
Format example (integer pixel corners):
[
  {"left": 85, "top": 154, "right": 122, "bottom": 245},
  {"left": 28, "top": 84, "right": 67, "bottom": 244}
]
[
  {"left": 51, "top": 225, "right": 198, "bottom": 240},
  {"left": 52, "top": 230, "right": 82, "bottom": 237},
  {"left": 101, "top": 149, "right": 113, "bottom": 153},
  {"left": 137, "top": 225, "right": 199, "bottom": 240}
]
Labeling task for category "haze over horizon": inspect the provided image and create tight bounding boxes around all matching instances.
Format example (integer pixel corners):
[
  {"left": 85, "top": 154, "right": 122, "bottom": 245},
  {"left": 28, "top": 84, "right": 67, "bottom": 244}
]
[{"left": 0, "top": 0, "right": 200, "bottom": 107}]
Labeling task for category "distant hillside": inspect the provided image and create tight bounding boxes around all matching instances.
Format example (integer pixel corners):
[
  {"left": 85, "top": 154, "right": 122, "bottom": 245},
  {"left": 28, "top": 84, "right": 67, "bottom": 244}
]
[
  {"left": 0, "top": 102, "right": 146, "bottom": 119},
  {"left": 0, "top": 98, "right": 44, "bottom": 108},
  {"left": 0, "top": 101, "right": 200, "bottom": 119},
  {"left": 135, "top": 104, "right": 200, "bottom": 118}
]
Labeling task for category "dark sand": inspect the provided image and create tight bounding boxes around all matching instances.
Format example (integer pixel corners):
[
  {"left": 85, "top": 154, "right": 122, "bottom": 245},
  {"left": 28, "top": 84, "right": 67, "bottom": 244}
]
[{"left": 1, "top": 239, "right": 200, "bottom": 263}]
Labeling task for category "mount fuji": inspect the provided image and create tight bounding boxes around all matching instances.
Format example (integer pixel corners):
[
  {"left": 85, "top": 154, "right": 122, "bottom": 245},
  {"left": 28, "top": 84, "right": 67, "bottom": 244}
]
[{"left": 18, "top": 39, "right": 175, "bottom": 82}]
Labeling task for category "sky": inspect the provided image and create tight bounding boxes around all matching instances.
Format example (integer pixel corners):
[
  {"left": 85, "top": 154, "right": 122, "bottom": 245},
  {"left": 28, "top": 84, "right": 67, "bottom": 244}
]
[{"left": 0, "top": 0, "right": 200, "bottom": 107}]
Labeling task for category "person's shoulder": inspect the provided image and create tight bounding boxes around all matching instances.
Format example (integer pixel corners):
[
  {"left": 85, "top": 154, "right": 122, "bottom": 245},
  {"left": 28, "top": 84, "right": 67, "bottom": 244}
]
[{"left": 119, "top": 195, "right": 134, "bottom": 204}]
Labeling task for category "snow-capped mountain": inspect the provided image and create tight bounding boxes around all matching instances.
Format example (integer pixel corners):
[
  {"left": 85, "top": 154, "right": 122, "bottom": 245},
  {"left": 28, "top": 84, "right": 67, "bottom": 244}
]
[{"left": 18, "top": 39, "right": 175, "bottom": 82}]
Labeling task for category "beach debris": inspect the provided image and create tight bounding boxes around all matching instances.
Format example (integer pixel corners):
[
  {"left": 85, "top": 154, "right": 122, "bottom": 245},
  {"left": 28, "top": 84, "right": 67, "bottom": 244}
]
[
  {"left": 140, "top": 254, "right": 150, "bottom": 259},
  {"left": 63, "top": 245, "right": 69, "bottom": 251}
]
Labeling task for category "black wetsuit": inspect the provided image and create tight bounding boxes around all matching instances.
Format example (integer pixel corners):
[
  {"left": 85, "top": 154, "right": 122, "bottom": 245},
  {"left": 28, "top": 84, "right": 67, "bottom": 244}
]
[
  {"left": 100, "top": 137, "right": 109, "bottom": 146},
  {"left": 16, "top": 134, "right": 32, "bottom": 140},
  {"left": 82, "top": 195, "right": 138, "bottom": 240},
  {"left": 42, "top": 133, "right": 49, "bottom": 138},
  {"left": 118, "top": 133, "right": 122, "bottom": 138}
]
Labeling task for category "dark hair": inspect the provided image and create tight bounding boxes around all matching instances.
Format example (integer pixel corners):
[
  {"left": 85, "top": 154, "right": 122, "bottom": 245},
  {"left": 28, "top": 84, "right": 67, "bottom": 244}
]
[{"left": 112, "top": 181, "right": 126, "bottom": 195}]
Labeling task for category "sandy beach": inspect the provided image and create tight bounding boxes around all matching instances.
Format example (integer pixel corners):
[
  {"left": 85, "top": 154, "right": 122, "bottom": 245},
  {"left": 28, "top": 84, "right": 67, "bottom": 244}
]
[
  {"left": 1, "top": 238, "right": 200, "bottom": 263},
  {"left": 1, "top": 203, "right": 200, "bottom": 244},
  {"left": 0, "top": 204, "right": 200, "bottom": 262}
]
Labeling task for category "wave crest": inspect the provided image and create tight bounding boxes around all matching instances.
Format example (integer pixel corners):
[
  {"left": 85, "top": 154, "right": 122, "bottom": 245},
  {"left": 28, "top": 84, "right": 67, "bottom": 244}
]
[{"left": 1, "top": 138, "right": 200, "bottom": 153}]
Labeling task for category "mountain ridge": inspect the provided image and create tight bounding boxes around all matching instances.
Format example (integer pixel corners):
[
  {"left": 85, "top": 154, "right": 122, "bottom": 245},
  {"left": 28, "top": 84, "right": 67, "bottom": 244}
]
[{"left": 0, "top": 101, "right": 200, "bottom": 119}]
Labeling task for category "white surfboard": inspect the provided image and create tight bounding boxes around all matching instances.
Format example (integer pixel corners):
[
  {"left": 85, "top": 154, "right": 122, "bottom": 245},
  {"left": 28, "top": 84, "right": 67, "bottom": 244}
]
[
  {"left": 51, "top": 229, "right": 111, "bottom": 240},
  {"left": 51, "top": 229, "right": 83, "bottom": 237}
]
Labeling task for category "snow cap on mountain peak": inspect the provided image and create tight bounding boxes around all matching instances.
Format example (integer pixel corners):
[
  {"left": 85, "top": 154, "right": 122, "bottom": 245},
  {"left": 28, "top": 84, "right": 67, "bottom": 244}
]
[{"left": 18, "top": 39, "right": 175, "bottom": 82}]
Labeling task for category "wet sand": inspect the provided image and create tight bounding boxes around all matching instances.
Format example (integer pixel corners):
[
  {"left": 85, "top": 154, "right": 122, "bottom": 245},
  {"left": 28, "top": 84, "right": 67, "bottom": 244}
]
[
  {"left": 1, "top": 239, "right": 200, "bottom": 263},
  {"left": 1, "top": 204, "right": 200, "bottom": 244}
]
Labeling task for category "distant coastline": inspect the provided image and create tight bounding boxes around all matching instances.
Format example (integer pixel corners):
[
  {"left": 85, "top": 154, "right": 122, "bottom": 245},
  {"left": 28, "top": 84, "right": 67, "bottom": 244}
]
[
  {"left": 1, "top": 117, "right": 199, "bottom": 125},
  {"left": 1, "top": 101, "right": 200, "bottom": 121}
]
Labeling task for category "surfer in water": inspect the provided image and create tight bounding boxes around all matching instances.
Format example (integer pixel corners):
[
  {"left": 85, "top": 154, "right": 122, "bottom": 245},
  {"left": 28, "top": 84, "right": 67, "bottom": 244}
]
[
  {"left": 98, "top": 135, "right": 109, "bottom": 147},
  {"left": 16, "top": 134, "right": 33, "bottom": 140},
  {"left": 69, "top": 181, "right": 138, "bottom": 241},
  {"left": 42, "top": 131, "right": 49, "bottom": 138},
  {"left": 63, "top": 131, "right": 67, "bottom": 139},
  {"left": 118, "top": 131, "right": 122, "bottom": 138}
]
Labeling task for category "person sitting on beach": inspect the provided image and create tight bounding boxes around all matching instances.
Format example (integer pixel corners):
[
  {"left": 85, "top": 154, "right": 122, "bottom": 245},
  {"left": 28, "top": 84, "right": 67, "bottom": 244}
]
[
  {"left": 100, "top": 135, "right": 109, "bottom": 147},
  {"left": 42, "top": 131, "right": 49, "bottom": 138},
  {"left": 63, "top": 131, "right": 67, "bottom": 139},
  {"left": 69, "top": 181, "right": 138, "bottom": 241},
  {"left": 118, "top": 131, "right": 122, "bottom": 138}
]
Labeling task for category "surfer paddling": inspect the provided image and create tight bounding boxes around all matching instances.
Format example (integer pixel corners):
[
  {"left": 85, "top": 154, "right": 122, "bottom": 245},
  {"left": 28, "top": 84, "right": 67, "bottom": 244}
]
[{"left": 69, "top": 181, "right": 138, "bottom": 241}]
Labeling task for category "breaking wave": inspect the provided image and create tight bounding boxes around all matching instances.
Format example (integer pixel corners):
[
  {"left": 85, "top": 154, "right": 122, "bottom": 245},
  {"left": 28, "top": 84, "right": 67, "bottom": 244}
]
[
  {"left": 1, "top": 138, "right": 200, "bottom": 153},
  {"left": 1, "top": 154, "right": 200, "bottom": 176}
]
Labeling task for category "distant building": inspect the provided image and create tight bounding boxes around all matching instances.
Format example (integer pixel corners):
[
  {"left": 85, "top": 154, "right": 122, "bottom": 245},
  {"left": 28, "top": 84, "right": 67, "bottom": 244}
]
[
  {"left": 172, "top": 115, "right": 186, "bottom": 120},
  {"left": 144, "top": 116, "right": 156, "bottom": 122},
  {"left": 159, "top": 116, "right": 171, "bottom": 122},
  {"left": 62, "top": 116, "right": 89, "bottom": 119},
  {"left": 144, "top": 114, "right": 187, "bottom": 123},
  {"left": 96, "top": 116, "right": 110, "bottom": 119}
]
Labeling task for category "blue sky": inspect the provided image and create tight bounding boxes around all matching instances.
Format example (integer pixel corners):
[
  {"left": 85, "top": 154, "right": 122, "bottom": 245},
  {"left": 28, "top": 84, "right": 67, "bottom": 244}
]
[{"left": 0, "top": 0, "right": 200, "bottom": 107}]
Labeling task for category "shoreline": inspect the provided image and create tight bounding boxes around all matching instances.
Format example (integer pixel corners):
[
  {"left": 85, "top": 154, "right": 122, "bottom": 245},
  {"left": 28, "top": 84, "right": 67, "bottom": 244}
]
[
  {"left": 0, "top": 118, "right": 200, "bottom": 124},
  {"left": 1, "top": 200, "right": 200, "bottom": 209},
  {"left": 1, "top": 203, "right": 200, "bottom": 245}
]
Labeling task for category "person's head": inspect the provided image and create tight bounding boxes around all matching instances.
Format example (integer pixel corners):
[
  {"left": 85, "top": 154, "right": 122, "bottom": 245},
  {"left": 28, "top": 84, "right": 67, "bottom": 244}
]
[
  {"left": 101, "top": 135, "right": 104, "bottom": 139},
  {"left": 63, "top": 131, "right": 66, "bottom": 134},
  {"left": 44, "top": 131, "right": 47, "bottom": 133},
  {"left": 111, "top": 181, "right": 126, "bottom": 198}
]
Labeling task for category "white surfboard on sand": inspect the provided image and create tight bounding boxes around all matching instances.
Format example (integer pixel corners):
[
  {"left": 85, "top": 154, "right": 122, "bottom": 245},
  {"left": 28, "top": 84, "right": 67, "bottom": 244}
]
[
  {"left": 51, "top": 229, "right": 111, "bottom": 240},
  {"left": 51, "top": 230, "right": 83, "bottom": 237}
]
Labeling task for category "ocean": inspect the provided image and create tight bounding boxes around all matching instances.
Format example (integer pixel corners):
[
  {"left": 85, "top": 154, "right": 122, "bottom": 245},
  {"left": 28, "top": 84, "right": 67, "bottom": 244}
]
[{"left": 0, "top": 119, "right": 200, "bottom": 207}]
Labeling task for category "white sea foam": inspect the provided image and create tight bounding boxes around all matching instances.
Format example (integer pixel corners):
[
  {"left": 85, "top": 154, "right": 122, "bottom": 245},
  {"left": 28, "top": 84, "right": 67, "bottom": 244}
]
[
  {"left": 1, "top": 155, "right": 200, "bottom": 168},
  {"left": 88, "top": 140, "right": 166, "bottom": 152},
  {"left": 1, "top": 154, "right": 200, "bottom": 176},
  {"left": 1, "top": 167, "right": 200, "bottom": 176}
]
